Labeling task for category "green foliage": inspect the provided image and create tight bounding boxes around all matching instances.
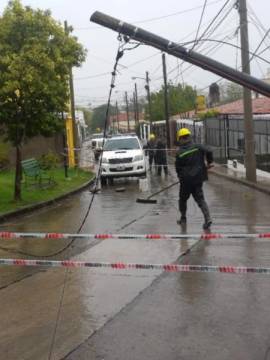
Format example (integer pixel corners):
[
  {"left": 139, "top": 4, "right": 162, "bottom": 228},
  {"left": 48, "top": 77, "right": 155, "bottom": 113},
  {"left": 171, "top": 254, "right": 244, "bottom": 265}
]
[
  {"left": 0, "top": 0, "right": 86, "bottom": 200},
  {"left": 198, "top": 109, "right": 220, "bottom": 120},
  {"left": 0, "top": 0, "right": 86, "bottom": 146},
  {"left": 147, "top": 83, "right": 197, "bottom": 121},
  {"left": 38, "top": 151, "right": 60, "bottom": 170},
  {"left": 219, "top": 81, "right": 243, "bottom": 104},
  {"left": 91, "top": 104, "right": 116, "bottom": 131},
  {"left": 0, "top": 142, "right": 11, "bottom": 169}
]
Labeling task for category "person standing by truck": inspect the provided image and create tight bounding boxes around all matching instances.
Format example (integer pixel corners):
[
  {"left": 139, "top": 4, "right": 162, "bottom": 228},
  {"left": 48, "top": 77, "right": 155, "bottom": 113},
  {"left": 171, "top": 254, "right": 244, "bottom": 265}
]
[
  {"left": 155, "top": 137, "right": 168, "bottom": 176},
  {"left": 146, "top": 133, "right": 156, "bottom": 171}
]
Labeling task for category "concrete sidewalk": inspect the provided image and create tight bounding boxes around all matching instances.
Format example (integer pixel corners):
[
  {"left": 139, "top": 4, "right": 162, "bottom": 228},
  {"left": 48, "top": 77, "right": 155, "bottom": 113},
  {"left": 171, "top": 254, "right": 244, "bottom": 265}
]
[{"left": 210, "top": 162, "right": 270, "bottom": 196}]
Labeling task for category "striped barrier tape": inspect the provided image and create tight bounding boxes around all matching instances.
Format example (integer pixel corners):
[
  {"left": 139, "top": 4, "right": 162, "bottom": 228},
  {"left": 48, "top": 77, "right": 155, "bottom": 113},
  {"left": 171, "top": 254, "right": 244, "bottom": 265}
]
[
  {"left": 0, "top": 258, "right": 270, "bottom": 274},
  {"left": 0, "top": 231, "right": 270, "bottom": 240}
]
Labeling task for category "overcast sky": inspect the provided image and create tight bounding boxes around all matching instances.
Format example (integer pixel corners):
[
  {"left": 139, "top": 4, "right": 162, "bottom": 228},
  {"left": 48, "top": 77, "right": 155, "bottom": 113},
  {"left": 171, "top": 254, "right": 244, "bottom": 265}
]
[{"left": 1, "top": 0, "right": 270, "bottom": 108}]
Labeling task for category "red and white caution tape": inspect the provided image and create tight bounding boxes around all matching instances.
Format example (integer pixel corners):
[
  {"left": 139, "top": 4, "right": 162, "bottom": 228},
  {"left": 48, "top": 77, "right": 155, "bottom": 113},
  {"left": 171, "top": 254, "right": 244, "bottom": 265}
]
[
  {"left": 0, "top": 231, "right": 270, "bottom": 240},
  {"left": 0, "top": 258, "right": 269, "bottom": 274}
]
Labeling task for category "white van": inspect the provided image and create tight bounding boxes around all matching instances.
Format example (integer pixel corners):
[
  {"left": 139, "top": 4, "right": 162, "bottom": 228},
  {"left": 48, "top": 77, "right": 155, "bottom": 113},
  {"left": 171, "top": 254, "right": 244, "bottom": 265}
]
[{"left": 91, "top": 133, "right": 105, "bottom": 160}]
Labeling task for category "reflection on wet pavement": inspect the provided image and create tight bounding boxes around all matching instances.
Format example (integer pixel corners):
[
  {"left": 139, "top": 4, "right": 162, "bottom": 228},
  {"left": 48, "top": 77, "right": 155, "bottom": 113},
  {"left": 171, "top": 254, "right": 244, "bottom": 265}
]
[{"left": 0, "top": 165, "right": 270, "bottom": 359}]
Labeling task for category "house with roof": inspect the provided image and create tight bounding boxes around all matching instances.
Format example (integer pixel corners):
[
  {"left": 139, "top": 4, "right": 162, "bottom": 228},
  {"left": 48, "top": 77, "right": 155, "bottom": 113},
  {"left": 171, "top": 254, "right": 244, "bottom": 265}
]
[
  {"left": 109, "top": 112, "right": 144, "bottom": 132},
  {"left": 173, "top": 96, "right": 270, "bottom": 172}
]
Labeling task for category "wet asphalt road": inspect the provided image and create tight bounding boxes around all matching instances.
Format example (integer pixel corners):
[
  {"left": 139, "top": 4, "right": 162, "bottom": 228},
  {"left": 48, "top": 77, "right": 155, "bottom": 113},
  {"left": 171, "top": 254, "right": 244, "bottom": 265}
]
[{"left": 0, "top": 154, "right": 270, "bottom": 359}]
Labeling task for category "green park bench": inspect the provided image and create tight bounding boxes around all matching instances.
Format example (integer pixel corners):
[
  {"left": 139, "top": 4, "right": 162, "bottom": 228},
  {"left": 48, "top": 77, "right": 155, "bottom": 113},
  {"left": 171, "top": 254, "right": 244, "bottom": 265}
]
[{"left": 21, "top": 158, "right": 53, "bottom": 187}]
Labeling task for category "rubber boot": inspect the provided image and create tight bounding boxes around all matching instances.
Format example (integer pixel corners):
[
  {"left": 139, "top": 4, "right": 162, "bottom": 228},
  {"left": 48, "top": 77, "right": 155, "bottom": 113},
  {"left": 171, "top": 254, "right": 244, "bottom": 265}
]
[
  {"left": 177, "top": 214, "right": 187, "bottom": 225},
  {"left": 200, "top": 202, "right": 212, "bottom": 230}
]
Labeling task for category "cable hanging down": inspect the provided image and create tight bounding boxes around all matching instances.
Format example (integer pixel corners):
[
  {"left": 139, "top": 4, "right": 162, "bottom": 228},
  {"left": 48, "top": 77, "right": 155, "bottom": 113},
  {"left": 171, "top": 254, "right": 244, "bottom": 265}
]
[{"left": 47, "top": 35, "right": 137, "bottom": 360}]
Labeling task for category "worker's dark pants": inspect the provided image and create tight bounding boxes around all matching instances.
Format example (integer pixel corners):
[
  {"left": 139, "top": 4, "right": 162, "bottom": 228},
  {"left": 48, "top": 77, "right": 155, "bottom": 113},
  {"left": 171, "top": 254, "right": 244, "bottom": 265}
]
[
  {"left": 156, "top": 160, "right": 168, "bottom": 175},
  {"left": 149, "top": 153, "right": 155, "bottom": 169},
  {"left": 179, "top": 182, "right": 211, "bottom": 221},
  {"left": 157, "top": 164, "right": 168, "bottom": 176},
  {"left": 156, "top": 152, "right": 168, "bottom": 175}
]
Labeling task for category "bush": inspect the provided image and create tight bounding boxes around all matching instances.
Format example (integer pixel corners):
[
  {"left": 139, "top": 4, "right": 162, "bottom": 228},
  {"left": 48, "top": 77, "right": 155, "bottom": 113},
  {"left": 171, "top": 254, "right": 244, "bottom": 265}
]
[
  {"left": 198, "top": 109, "right": 220, "bottom": 120},
  {"left": 39, "top": 151, "right": 60, "bottom": 170}
]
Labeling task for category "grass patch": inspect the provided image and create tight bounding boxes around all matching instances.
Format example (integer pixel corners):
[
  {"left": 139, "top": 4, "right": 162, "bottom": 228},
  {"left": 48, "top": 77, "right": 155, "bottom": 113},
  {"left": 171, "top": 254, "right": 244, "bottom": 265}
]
[{"left": 0, "top": 167, "right": 94, "bottom": 214}]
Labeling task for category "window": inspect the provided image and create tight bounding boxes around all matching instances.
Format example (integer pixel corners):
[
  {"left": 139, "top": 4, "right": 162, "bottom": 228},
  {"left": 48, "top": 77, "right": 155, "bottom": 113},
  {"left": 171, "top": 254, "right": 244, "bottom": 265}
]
[{"left": 104, "top": 138, "right": 140, "bottom": 151}]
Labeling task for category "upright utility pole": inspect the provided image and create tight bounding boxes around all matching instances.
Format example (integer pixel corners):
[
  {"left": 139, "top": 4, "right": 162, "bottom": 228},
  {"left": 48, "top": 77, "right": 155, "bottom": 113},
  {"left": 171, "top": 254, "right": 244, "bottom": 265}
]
[
  {"left": 64, "top": 21, "right": 78, "bottom": 165},
  {"left": 125, "top": 91, "right": 130, "bottom": 132},
  {"left": 115, "top": 101, "right": 120, "bottom": 132},
  {"left": 145, "top": 71, "right": 152, "bottom": 128},
  {"left": 133, "top": 91, "right": 137, "bottom": 126},
  {"left": 162, "top": 53, "right": 171, "bottom": 149},
  {"left": 112, "top": 107, "right": 116, "bottom": 133},
  {"left": 134, "top": 82, "right": 139, "bottom": 126},
  {"left": 238, "top": 0, "right": 257, "bottom": 182}
]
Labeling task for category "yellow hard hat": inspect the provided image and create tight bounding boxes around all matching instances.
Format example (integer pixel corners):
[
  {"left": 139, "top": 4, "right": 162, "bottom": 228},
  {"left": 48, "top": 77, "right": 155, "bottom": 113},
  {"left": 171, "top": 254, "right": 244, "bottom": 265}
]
[
  {"left": 177, "top": 128, "right": 191, "bottom": 139},
  {"left": 149, "top": 133, "right": 155, "bottom": 140}
]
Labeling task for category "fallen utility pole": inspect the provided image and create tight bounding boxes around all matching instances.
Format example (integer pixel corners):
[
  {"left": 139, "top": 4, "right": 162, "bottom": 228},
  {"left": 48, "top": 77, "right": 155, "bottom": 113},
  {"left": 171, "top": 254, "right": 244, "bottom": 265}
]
[{"left": 90, "top": 11, "right": 270, "bottom": 97}]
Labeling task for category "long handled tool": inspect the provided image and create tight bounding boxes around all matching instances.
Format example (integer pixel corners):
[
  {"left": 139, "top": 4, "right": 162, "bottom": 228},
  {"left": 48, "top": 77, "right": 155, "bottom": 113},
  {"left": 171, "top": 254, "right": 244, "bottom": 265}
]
[{"left": 136, "top": 180, "right": 179, "bottom": 204}]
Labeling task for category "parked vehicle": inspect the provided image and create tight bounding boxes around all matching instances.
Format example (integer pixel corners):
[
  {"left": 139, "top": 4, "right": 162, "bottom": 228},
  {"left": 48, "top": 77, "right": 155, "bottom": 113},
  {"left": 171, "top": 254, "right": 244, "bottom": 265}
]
[
  {"left": 101, "top": 134, "right": 146, "bottom": 185},
  {"left": 91, "top": 133, "right": 105, "bottom": 160}
]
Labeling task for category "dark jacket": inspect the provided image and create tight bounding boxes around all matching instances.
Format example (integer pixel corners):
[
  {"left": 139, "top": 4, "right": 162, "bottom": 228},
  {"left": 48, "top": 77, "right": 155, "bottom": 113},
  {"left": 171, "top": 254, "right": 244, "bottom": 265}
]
[
  {"left": 155, "top": 139, "right": 167, "bottom": 164},
  {"left": 145, "top": 139, "right": 156, "bottom": 157},
  {"left": 175, "top": 141, "right": 213, "bottom": 184}
]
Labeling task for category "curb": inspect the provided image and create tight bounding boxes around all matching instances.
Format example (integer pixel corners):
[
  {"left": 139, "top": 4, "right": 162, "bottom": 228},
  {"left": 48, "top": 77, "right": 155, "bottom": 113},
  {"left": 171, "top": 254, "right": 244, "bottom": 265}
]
[
  {"left": 210, "top": 167, "right": 270, "bottom": 196},
  {"left": 0, "top": 177, "right": 96, "bottom": 223}
]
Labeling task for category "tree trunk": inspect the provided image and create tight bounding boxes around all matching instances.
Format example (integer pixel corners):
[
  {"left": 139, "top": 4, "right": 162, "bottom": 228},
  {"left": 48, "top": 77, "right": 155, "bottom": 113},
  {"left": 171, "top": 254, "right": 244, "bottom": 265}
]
[{"left": 14, "top": 145, "right": 22, "bottom": 201}]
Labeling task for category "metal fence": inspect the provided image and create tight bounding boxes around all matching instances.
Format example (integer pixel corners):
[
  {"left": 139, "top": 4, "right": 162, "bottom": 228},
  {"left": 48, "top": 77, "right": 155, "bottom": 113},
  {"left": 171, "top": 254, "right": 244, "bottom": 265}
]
[{"left": 204, "top": 114, "right": 270, "bottom": 171}]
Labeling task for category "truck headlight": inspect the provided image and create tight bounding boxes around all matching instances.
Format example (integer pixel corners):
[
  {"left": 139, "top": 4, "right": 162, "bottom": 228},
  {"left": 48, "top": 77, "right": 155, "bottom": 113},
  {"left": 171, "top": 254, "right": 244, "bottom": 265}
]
[
  {"left": 134, "top": 155, "right": 143, "bottom": 161},
  {"left": 102, "top": 158, "right": 109, "bottom": 164}
]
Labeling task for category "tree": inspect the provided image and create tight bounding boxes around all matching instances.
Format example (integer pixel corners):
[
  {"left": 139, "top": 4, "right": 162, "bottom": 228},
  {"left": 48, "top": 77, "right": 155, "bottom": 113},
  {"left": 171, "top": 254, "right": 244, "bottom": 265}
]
[
  {"left": 219, "top": 81, "right": 243, "bottom": 104},
  {"left": 147, "top": 83, "right": 197, "bottom": 121},
  {"left": 0, "top": 0, "right": 86, "bottom": 200},
  {"left": 91, "top": 104, "right": 116, "bottom": 131}
]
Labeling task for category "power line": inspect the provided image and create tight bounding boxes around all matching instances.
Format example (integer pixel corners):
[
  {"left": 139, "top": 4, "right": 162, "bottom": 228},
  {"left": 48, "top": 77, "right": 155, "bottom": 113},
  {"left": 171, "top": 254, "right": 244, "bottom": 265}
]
[
  {"left": 153, "top": 2, "right": 236, "bottom": 83},
  {"left": 75, "top": 0, "right": 224, "bottom": 30},
  {"left": 180, "top": 30, "right": 238, "bottom": 78},
  {"left": 191, "top": 0, "right": 208, "bottom": 51},
  {"left": 167, "top": 29, "right": 237, "bottom": 87},
  {"left": 154, "top": 27, "right": 237, "bottom": 82},
  {"left": 197, "top": 26, "right": 270, "bottom": 94},
  {"left": 248, "top": 15, "right": 270, "bottom": 51},
  {"left": 74, "top": 71, "right": 111, "bottom": 81},
  {"left": 181, "top": 38, "right": 270, "bottom": 66},
  {"left": 123, "top": 52, "right": 161, "bottom": 68},
  {"left": 76, "top": 2, "right": 234, "bottom": 84},
  {"left": 258, "top": 45, "right": 270, "bottom": 57},
  {"left": 249, "top": 27, "right": 270, "bottom": 63},
  {"left": 48, "top": 38, "right": 128, "bottom": 360},
  {"left": 131, "top": 0, "right": 223, "bottom": 25},
  {"left": 247, "top": 3, "right": 270, "bottom": 43},
  {"left": 193, "top": 0, "right": 232, "bottom": 47},
  {"left": 200, "top": 1, "right": 234, "bottom": 41}
]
